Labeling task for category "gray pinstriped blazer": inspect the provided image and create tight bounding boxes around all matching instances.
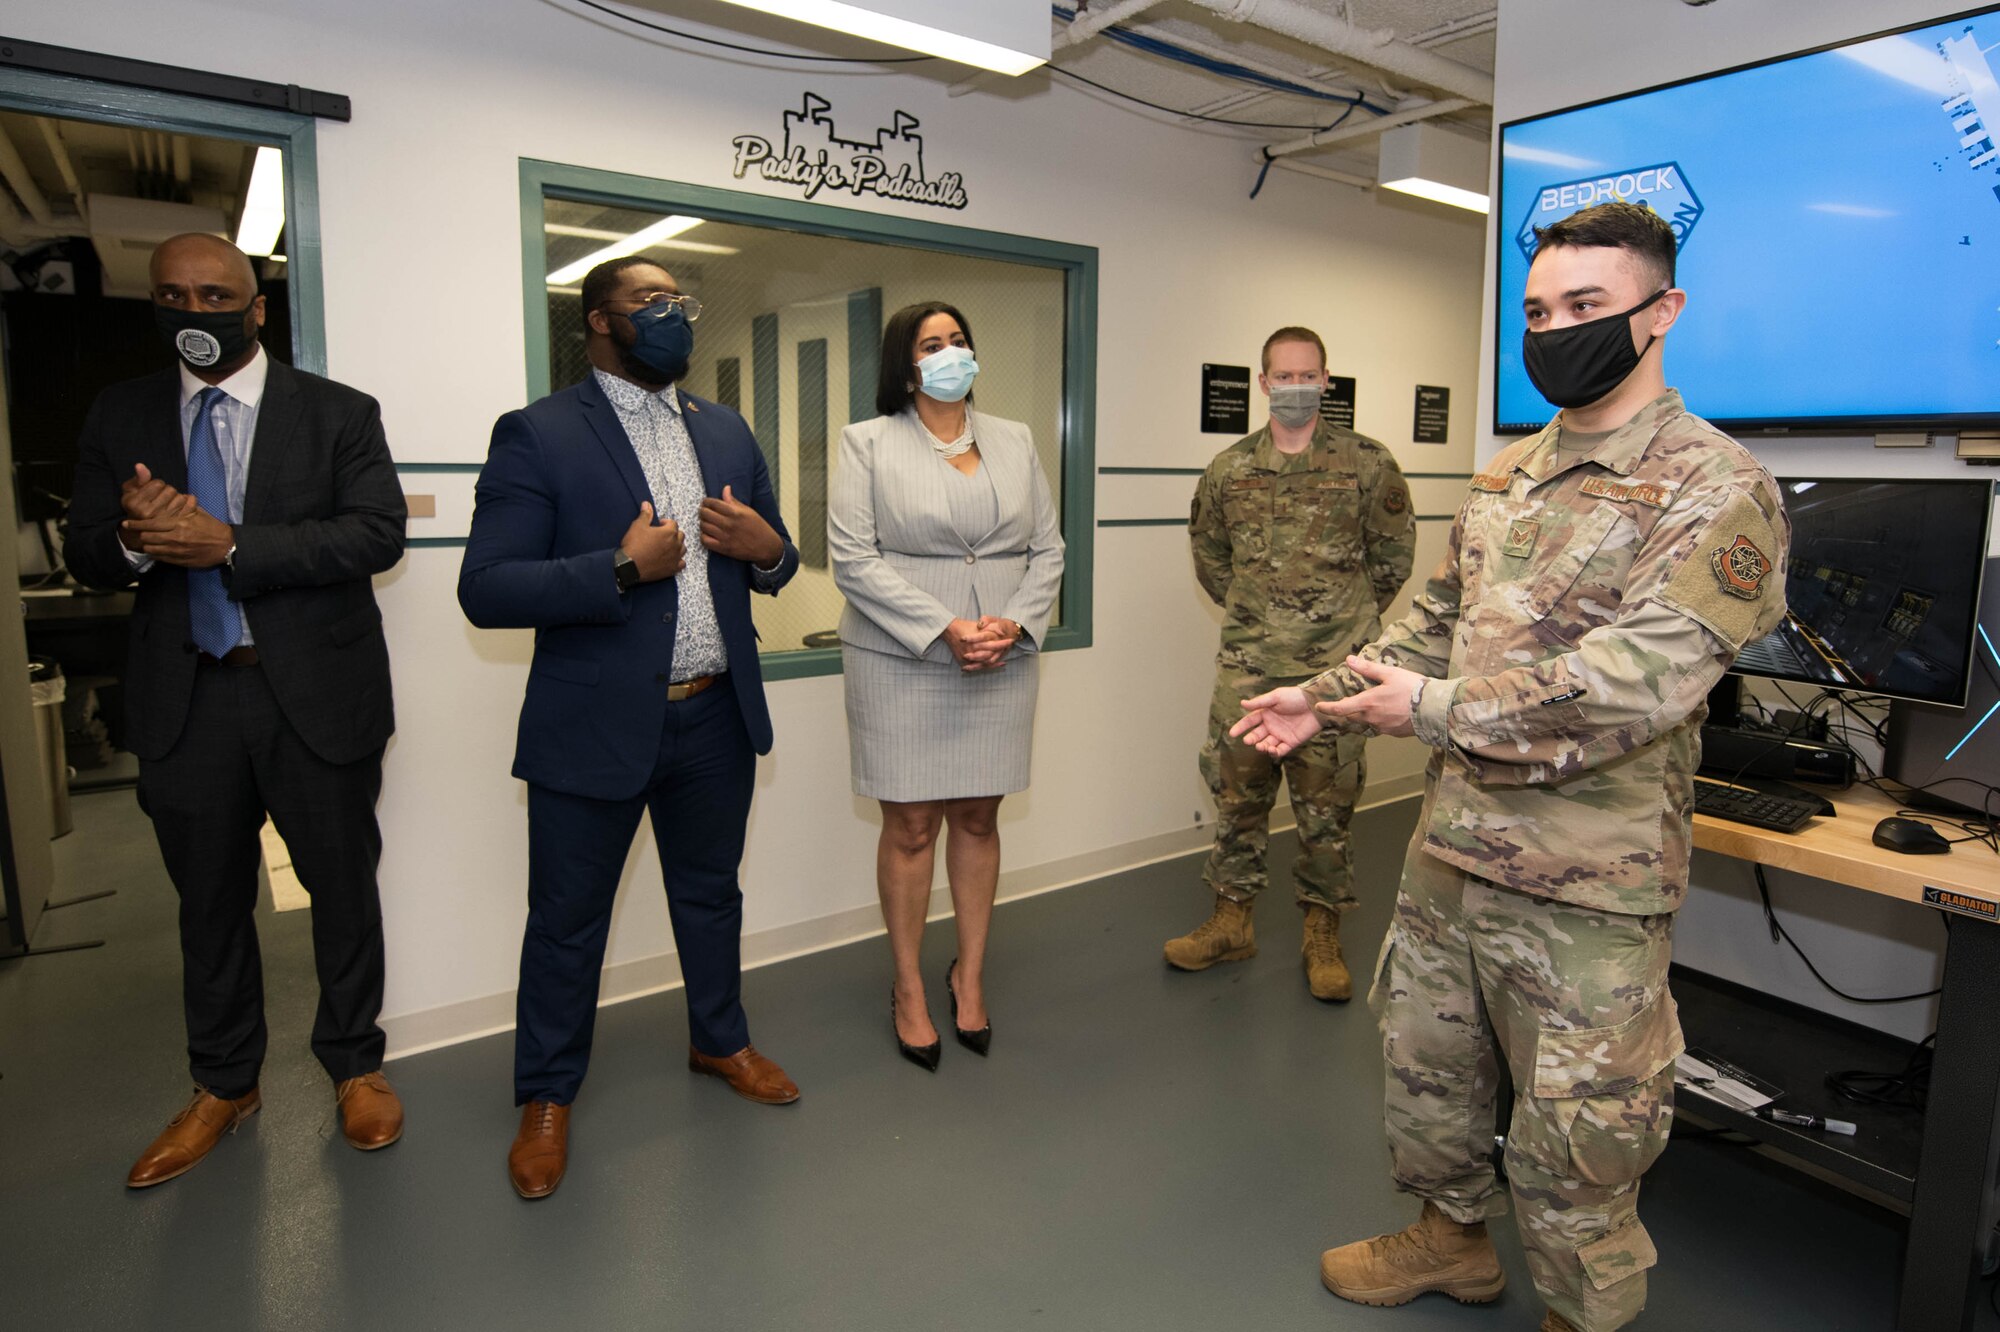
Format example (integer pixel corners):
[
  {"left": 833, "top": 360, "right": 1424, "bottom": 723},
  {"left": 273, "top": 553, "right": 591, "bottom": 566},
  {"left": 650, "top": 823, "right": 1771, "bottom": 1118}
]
[{"left": 829, "top": 409, "right": 1064, "bottom": 664}]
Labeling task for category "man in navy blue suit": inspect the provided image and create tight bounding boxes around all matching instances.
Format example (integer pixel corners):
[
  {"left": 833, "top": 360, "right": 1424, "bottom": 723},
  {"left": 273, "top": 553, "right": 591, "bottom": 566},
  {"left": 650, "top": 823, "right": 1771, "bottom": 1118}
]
[{"left": 459, "top": 257, "right": 800, "bottom": 1200}]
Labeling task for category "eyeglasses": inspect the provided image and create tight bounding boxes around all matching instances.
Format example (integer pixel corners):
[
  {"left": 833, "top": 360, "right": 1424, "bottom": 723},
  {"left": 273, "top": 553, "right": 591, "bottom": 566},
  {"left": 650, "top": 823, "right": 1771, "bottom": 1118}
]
[{"left": 600, "top": 291, "right": 704, "bottom": 322}]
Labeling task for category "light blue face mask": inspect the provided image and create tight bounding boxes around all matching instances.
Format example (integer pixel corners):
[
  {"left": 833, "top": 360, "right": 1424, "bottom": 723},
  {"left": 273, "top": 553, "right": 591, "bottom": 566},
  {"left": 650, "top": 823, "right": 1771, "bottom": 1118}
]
[{"left": 917, "top": 345, "right": 979, "bottom": 402}]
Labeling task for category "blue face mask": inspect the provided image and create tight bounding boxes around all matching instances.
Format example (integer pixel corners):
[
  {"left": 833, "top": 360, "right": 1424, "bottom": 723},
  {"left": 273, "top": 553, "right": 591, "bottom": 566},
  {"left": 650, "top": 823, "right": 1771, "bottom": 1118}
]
[
  {"left": 917, "top": 345, "right": 979, "bottom": 403},
  {"left": 621, "top": 300, "right": 695, "bottom": 383}
]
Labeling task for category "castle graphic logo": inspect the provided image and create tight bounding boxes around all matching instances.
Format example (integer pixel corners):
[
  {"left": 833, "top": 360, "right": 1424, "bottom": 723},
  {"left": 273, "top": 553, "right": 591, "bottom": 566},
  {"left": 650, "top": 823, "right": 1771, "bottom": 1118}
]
[
  {"left": 731, "top": 93, "right": 969, "bottom": 210},
  {"left": 1515, "top": 161, "right": 1703, "bottom": 262}
]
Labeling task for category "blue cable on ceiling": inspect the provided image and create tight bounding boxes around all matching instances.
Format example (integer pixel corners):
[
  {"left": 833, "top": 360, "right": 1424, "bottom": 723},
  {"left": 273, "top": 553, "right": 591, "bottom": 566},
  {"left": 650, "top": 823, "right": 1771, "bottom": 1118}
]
[{"left": 1051, "top": 3, "right": 1393, "bottom": 116}]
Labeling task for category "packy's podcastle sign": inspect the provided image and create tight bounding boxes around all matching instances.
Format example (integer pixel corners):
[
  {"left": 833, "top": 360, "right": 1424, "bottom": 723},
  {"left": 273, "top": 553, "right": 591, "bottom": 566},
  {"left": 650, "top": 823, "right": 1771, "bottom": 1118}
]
[{"left": 732, "top": 93, "right": 969, "bottom": 210}]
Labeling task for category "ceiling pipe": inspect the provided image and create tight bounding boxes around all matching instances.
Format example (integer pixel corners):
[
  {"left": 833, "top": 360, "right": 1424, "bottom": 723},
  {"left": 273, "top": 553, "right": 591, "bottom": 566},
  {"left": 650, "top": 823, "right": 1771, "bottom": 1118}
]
[
  {"left": 171, "top": 135, "right": 193, "bottom": 187},
  {"left": 1263, "top": 95, "right": 1475, "bottom": 158},
  {"left": 1184, "top": 0, "right": 1493, "bottom": 105},
  {"left": 949, "top": 0, "right": 1168, "bottom": 96},
  {"left": 1258, "top": 153, "right": 1372, "bottom": 191},
  {"left": 0, "top": 122, "right": 53, "bottom": 225}
]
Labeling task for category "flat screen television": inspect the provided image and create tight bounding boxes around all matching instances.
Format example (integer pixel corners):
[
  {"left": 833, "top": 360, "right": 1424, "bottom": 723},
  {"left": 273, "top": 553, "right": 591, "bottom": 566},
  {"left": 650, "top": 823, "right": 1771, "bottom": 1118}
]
[
  {"left": 1730, "top": 476, "right": 1995, "bottom": 707},
  {"left": 1494, "top": 5, "right": 2000, "bottom": 435}
]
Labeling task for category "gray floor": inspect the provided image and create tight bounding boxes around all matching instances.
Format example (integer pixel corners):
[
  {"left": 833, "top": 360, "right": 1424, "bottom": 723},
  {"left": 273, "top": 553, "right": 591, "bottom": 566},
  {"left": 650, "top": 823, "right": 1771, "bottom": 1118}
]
[{"left": 3, "top": 789, "right": 1992, "bottom": 1331}]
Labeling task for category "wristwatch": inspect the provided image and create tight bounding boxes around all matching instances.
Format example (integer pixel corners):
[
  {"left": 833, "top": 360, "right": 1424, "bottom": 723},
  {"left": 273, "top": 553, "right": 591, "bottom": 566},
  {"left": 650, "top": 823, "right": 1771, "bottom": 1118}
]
[{"left": 613, "top": 548, "right": 640, "bottom": 593}]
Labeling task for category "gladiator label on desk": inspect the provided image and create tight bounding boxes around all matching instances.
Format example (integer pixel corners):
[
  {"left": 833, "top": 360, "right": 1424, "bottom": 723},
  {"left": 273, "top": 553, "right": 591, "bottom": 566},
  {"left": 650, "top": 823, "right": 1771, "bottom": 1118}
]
[{"left": 1923, "top": 886, "right": 2000, "bottom": 923}]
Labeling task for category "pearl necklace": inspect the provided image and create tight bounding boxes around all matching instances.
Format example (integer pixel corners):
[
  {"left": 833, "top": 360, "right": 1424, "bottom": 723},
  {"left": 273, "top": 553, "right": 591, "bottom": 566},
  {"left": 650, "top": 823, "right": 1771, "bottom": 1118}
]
[{"left": 922, "top": 415, "right": 975, "bottom": 459}]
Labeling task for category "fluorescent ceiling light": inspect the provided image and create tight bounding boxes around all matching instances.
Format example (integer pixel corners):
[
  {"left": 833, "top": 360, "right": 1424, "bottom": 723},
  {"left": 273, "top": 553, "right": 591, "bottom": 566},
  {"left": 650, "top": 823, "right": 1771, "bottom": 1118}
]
[
  {"left": 234, "top": 146, "right": 285, "bottom": 257},
  {"left": 545, "top": 215, "right": 705, "bottom": 285},
  {"left": 1380, "top": 176, "right": 1490, "bottom": 214},
  {"left": 708, "top": 0, "right": 1046, "bottom": 76},
  {"left": 1376, "top": 122, "right": 1489, "bottom": 215},
  {"left": 543, "top": 222, "right": 738, "bottom": 255}
]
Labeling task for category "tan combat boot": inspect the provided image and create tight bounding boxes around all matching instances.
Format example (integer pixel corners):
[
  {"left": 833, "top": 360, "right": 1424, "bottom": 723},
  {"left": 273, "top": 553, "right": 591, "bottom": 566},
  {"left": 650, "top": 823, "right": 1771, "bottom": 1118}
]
[
  {"left": 1320, "top": 1201, "right": 1507, "bottom": 1307},
  {"left": 1301, "top": 904, "right": 1351, "bottom": 1002},
  {"left": 1163, "top": 894, "right": 1255, "bottom": 970}
]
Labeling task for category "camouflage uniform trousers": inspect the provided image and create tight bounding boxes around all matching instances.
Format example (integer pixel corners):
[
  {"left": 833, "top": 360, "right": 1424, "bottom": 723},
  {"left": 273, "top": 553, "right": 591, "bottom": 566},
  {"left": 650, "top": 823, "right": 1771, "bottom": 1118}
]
[
  {"left": 1370, "top": 807, "right": 1680, "bottom": 1332},
  {"left": 1200, "top": 672, "right": 1364, "bottom": 912}
]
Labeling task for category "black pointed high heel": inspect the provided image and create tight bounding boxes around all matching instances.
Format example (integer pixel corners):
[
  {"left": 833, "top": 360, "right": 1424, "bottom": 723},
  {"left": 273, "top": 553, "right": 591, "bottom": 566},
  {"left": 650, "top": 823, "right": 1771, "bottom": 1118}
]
[
  {"left": 891, "top": 986, "right": 941, "bottom": 1071},
  {"left": 947, "top": 959, "right": 992, "bottom": 1056}
]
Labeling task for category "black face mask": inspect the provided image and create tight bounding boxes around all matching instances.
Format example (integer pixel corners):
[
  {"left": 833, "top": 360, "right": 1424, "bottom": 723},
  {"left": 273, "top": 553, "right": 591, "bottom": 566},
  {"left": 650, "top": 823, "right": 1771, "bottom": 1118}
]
[
  {"left": 155, "top": 303, "right": 259, "bottom": 372},
  {"left": 1520, "top": 289, "right": 1666, "bottom": 409}
]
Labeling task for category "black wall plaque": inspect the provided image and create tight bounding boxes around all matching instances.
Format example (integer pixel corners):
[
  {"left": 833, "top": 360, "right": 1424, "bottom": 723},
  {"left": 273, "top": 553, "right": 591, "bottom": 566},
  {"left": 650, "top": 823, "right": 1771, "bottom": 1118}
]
[
  {"left": 1414, "top": 385, "right": 1450, "bottom": 444},
  {"left": 1202, "top": 363, "right": 1251, "bottom": 434},
  {"left": 1320, "top": 375, "right": 1357, "bottom": 430}
]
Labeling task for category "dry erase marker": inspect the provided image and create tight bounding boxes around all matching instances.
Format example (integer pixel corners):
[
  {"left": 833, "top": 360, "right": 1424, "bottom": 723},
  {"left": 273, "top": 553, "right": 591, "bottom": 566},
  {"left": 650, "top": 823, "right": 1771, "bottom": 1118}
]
[{"left": 1757, "top": 1106, "right": 1856, "bottom": 1135}]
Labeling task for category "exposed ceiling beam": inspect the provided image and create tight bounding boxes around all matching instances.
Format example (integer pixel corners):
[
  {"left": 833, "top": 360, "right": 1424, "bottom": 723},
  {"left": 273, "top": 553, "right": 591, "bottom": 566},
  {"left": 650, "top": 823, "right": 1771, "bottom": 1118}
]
[
  {"left": 950, "top": 0, "right": 1168, "bottom": 96},
  {"left": 1184, "top": 0, "right": 1493, "bottom": 105},
  {"left": 0, "top": 122, "right": 54, "bottom": 224},
  {"left": 35, "top": 118, "right": 87, "bottom": 214}
]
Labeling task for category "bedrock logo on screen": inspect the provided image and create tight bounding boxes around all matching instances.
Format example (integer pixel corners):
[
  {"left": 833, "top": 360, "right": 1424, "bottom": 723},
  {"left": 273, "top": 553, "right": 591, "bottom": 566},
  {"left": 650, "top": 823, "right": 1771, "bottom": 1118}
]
[{"left": 1515, "top": 162, "right": 1703, "bottom": 261}]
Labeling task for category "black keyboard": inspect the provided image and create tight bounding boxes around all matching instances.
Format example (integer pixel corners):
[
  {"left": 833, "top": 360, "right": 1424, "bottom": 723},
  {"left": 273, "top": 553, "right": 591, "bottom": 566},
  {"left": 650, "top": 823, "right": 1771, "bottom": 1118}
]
[{"left": 1692, "top": 775, "right": 1824, "bottom": 833}]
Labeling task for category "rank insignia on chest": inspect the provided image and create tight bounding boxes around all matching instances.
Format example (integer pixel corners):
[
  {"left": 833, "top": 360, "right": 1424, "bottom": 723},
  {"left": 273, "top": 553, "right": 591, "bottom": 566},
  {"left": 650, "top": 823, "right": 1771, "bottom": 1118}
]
[
  {"left": 1502, "top": 518, "right": 1540, "bottom": 558},
  {"left": 1709, "top": 535, "right": 1771, "bottom": 599}
]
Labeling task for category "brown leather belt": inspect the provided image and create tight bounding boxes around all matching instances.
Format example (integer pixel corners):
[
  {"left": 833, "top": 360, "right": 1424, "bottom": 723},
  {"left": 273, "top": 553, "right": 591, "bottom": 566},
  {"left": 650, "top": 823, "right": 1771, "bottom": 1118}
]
[
  {"left": 666, "top": 673, "right": 719, "bottom": 701},
  {"left": 197, "top": 646, "right": 260, "bottom": 667}
]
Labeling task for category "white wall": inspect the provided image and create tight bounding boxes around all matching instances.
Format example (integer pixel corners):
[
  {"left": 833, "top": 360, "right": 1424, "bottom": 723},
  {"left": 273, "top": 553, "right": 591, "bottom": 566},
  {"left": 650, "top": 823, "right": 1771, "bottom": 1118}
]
[
  {"left": 1486, "top": 0, "right": 1998, "bottom": 1042},
  {"left": 8, "top": 0, "right": 1484, "bottom": 1050}
]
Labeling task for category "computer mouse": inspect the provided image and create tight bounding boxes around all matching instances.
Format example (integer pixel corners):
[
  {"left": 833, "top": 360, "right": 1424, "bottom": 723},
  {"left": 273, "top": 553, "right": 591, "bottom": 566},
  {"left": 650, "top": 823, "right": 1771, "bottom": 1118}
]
[{"left": 1872, "top": 817, "right": 1952, "bottom": 855}]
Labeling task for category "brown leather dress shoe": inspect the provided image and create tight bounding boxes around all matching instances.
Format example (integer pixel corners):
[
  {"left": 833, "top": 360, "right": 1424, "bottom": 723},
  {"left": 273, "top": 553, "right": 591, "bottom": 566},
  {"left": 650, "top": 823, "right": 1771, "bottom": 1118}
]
[
  {"left": 126, "top": 1086, "right": 261, "bottom": 1188},
  {"left": 335, "top": 1071, "right": 405, "bottom": 1150},
  {"left": 687, "top": 1044, "right": 800, "bottom": 1104},
  {"left": 508, "top": 1100, "right": 570, "bottom": 1199}
]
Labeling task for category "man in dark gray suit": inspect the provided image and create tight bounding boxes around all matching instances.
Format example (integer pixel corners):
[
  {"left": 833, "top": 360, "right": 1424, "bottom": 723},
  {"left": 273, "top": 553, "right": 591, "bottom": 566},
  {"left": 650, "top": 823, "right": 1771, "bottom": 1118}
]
[{"left": 66, "top": 234, "right": 407, "bottom": 1187}]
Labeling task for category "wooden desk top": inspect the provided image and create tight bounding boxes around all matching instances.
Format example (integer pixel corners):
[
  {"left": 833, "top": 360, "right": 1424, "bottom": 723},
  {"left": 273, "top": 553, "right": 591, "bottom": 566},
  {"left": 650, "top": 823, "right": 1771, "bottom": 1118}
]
[{"left": 1694, "top": 781, "right": 2000, "bottom": 908}]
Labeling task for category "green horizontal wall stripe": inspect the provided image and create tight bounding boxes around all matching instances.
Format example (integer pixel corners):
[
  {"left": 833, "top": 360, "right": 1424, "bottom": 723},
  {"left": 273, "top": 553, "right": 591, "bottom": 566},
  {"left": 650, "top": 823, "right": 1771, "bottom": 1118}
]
[
  {"left": 1102, "top": 514, "right": 1455, "bottom": 527},
  {"left": 1098, "top": 468, "right": 1471, "bottom": 479},
  {"left": 406, "top": 537, "right": 468, "bottom": 549},
  {"left": 396, "top": 463, "right": 484, "bottom": 473}
]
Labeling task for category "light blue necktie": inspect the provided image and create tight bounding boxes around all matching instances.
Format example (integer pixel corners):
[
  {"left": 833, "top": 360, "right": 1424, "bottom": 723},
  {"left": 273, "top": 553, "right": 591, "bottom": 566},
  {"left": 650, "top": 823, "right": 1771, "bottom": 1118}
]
[{"left": 184, "top": 386, "right": 237, "bottom": 658}]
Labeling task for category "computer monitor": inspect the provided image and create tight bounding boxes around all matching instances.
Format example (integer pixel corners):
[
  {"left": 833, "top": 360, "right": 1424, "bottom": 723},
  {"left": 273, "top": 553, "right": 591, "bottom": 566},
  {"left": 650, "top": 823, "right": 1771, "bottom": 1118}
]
[
  {"left": 1728, "top": 477, "right": 1994, "bottom": 708},
  {"left": 1886, "top": 556, "right": 2000, "bottom": 816}
]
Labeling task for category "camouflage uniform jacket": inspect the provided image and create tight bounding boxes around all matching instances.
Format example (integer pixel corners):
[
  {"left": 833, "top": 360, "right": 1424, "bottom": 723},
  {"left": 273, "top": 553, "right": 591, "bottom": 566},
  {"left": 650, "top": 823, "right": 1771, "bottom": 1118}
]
[
  {"left": 1190, "top": 421, "right": 1416, "bottom": 679},
  {"left": 1302, "top": 390, "right": 1790, "bottom": 915}
]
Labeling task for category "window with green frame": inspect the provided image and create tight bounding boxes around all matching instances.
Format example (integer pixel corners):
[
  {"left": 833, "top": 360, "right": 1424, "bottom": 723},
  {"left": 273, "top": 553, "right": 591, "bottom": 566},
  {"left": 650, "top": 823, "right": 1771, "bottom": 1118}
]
[{"left": 519, "top": 160, "right": 1096, "bottom": 681}]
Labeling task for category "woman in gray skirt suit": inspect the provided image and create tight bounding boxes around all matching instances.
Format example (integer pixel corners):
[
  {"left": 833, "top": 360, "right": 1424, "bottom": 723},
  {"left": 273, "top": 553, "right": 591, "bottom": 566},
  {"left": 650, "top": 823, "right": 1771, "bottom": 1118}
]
[{"left": 828, "top": 300, "right": 1064, "bottom": 1070}]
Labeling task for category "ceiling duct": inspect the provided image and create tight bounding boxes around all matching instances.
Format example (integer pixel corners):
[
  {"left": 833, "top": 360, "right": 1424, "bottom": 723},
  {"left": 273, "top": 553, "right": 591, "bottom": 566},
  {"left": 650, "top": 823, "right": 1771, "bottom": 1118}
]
[{"left": 87, "top": 193, "right": 227, "bottom": 298}]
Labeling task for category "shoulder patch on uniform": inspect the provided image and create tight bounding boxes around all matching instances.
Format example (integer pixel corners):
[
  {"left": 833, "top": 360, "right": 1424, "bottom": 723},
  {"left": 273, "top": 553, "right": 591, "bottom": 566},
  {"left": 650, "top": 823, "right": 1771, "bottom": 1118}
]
[
  {"left": 1657, "top": 490, "right": 1784, "bottom": 650},
  {"left": 1579, "top": 475, "right": 1676, "bottom": 509},
  {"left": 1382, "top": 484, "right": 1408, "bottom": 514},
  {"left": 1708, "top": 534, "right": 1773, "bottom": 600}
]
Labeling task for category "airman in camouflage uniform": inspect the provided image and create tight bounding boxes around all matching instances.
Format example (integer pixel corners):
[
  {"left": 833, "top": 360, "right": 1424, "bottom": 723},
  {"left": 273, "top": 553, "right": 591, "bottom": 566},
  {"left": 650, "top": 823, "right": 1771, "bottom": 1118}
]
[
  {"left": 1231, "top": 204, "right": 1791, "bottom": 1331},
  {"left": 1168, "top": 326, "right": 1415, "bottom": 999}
]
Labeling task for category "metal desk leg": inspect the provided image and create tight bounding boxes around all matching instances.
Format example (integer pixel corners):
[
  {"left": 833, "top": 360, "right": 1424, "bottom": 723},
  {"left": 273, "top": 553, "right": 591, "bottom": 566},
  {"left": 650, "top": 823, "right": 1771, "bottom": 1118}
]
[{"left": 1900, "top": 915, "right": 2000, "bottom": 1332}]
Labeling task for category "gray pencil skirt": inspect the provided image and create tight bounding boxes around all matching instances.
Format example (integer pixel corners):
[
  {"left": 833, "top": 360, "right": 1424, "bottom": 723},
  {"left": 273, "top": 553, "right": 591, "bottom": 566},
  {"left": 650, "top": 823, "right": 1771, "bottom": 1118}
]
[{"left": 841, "top": 641, "right": 1039, "bottom": 802}]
